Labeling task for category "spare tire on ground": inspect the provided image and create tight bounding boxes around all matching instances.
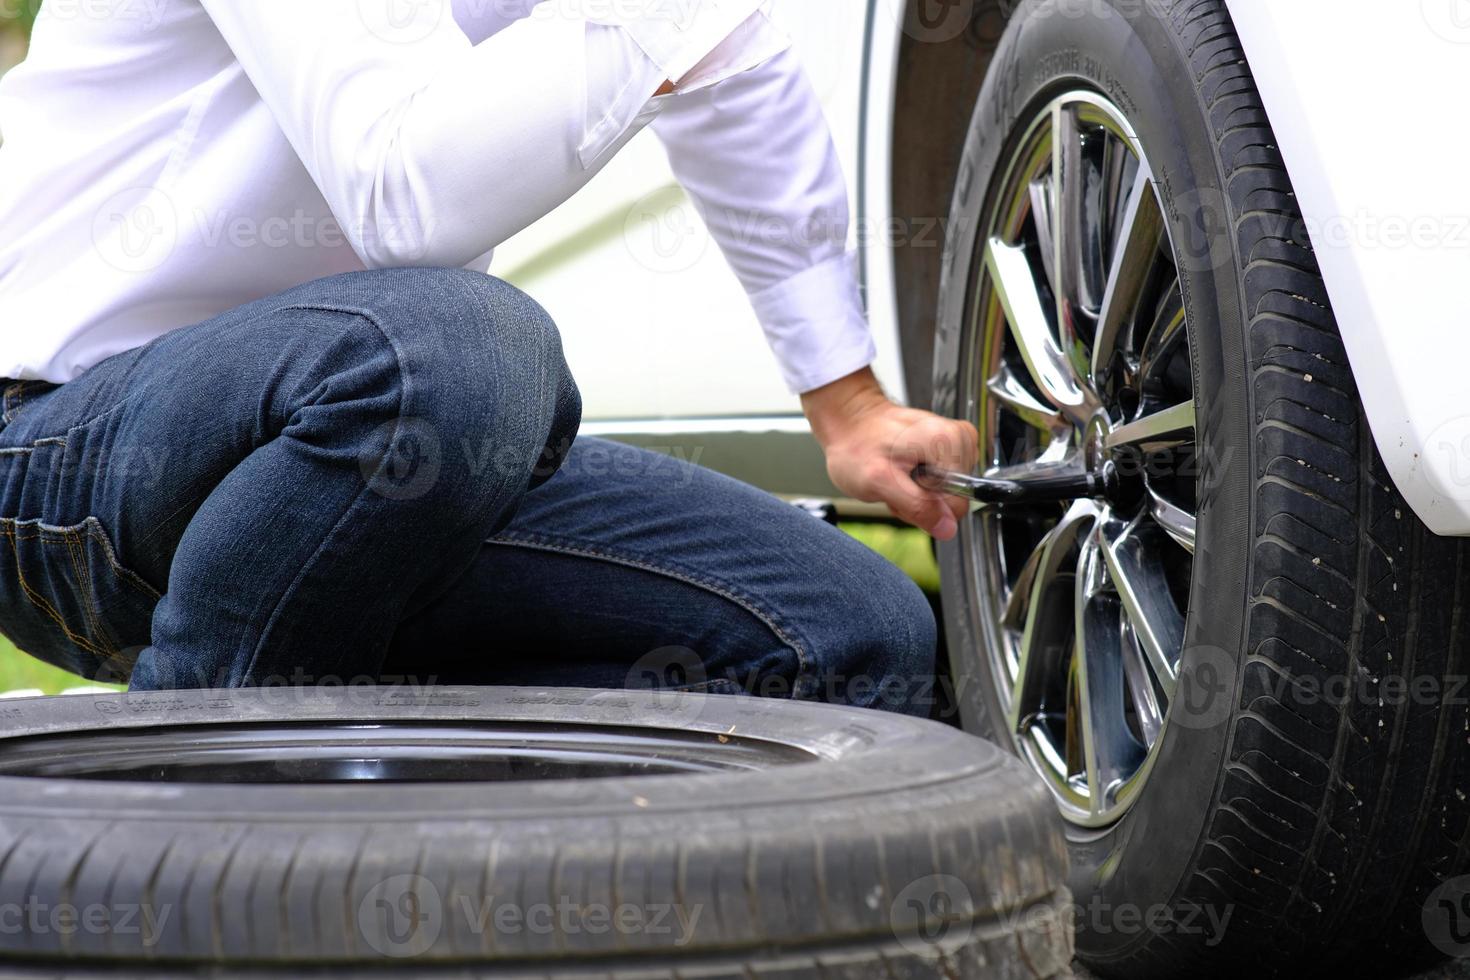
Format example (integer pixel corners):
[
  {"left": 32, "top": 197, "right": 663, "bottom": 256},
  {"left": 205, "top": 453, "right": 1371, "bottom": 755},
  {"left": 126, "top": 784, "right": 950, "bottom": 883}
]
[{"left": 0, "top": 687, "right": 1071, "bottom": 978}]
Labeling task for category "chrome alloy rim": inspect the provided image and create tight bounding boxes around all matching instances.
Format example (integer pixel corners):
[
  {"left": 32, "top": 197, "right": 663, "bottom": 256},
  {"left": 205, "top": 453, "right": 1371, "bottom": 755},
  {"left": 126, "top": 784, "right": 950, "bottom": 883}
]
[{"left": 958, "top": 92, "right": 1198, "bottom": 829}]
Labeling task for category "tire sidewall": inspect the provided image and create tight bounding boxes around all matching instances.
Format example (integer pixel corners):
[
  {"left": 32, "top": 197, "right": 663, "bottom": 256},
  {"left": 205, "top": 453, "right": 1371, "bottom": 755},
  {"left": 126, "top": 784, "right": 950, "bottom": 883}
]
[{"left": 932, "top": 0, "right": 1253, "bottom": 961}]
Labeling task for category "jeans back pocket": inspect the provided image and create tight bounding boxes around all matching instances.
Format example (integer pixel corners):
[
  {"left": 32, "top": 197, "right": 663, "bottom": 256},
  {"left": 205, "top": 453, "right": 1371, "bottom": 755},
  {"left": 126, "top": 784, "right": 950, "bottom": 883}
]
[
  {"left": 0, "top": 517, "right": 160, "bottom": 683},
  {"left": 1, "top": 380, "right": 59, "bottom": 430}
]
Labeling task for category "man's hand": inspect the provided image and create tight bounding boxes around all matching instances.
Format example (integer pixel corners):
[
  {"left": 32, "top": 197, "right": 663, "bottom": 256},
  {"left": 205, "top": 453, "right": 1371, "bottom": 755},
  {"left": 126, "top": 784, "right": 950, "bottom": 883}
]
[{"left": 802, "top": 368, "right": 979, "bottom": 541}]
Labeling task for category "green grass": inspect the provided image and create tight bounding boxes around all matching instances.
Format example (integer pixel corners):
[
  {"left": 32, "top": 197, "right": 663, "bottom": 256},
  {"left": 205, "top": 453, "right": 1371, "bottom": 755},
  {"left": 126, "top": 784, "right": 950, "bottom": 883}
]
[
  {"left": 840, "top": 523, "right": 941, "bottom": 594},
  {"left": 0, "top": 636, "right": 102, "bottom": 695}
]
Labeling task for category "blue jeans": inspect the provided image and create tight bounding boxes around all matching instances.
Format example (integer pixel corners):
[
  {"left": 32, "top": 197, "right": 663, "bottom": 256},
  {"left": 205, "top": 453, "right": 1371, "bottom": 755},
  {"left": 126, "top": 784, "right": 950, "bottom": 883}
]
[{"left": 0, "top": 269, "right": 935, "bottom": 713}]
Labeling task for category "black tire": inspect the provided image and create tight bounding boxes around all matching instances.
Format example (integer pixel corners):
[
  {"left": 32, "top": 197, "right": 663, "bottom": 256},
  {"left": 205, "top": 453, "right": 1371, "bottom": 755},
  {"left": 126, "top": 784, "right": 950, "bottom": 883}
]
[
  {"left": 932, "top": 1, "right": 1470, "bottom": 976},
  {"left": 0, "top": 687, "right": 1071, "bottom": 977}
]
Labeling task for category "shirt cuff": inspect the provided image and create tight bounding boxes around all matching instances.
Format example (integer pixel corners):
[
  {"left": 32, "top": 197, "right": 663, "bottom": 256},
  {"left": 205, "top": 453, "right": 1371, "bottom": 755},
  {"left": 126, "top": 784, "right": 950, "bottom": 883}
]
[
  {"left": 749, "top": 252, "right": 878, "bottom": 394},
  {"left": 588, "top": 0, "right": 768, "bottom": 86}
]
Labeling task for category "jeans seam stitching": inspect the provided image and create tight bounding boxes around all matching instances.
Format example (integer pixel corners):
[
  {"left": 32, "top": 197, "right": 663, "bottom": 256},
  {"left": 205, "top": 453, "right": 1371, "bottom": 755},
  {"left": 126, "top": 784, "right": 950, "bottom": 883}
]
[
  {"left": 0, "top": 437, "right": 67, "bottom": 457},
  {"left": 62, "top": 528, "right": 109, "bottom": 656},
  {"left": 0, "top": 520, "right": 109, "bottom": 658},
  {"left": 484, "top": 532, "right": 814, "bottom": 684},
  {"left": 77, "top": 517, "right": 163, "bottom": 603}
]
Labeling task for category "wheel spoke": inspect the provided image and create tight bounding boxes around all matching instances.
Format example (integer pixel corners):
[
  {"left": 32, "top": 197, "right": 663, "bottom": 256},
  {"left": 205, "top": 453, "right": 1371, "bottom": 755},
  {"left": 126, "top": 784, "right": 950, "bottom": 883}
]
[
  {"left": 1095, "top": 516, "right": 1184, "bottom": 698},
  {"left": 1105, "top": 400, "right": 1195, "bottom": 453},
  {"left": 1103, "top": 139, "right": 1139, "bottom": 258},
  {"left": 1029, "top": 179, "right": 1058, "bottom": 294},
  {"left": 1137, "top": 280, "right": 1187, "bottom": 385},
  {"left": 1148, "top": 488, "right": 1197, "bottom": 554},
  {"left": 1092, "top": 164, "right": 1165, "bottom": 382},
  {"left": 1001, "top": 534, "right": 1047, "bottom": 632},
  {"left": 1050, "top": 102, "right": 1091, "bottom": 381},
  {"left": 986, "top": 363, "right": 1065, "bottom": 433},
  {"left": 984, "top": 238, "right": 1096, "bottom": 425},
  {"left": 1120, "top": 615, "right": 1165, "bottom": 745},
  {"left": 1073, "top": 540, "right": 1145, "bottom": 815},
  {"left": 1080, "top": 136, "right": 1111, "bottom": 317},
  {"left": 1008, "top": 501, "right": 1097, "bottom": 735}
]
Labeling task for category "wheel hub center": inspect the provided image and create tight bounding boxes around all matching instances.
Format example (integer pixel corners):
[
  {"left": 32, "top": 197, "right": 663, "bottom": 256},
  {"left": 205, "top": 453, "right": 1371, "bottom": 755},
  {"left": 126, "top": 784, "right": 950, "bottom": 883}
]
[{"left": 1082, "top": 414, "right": 1139, "bottom": 509}]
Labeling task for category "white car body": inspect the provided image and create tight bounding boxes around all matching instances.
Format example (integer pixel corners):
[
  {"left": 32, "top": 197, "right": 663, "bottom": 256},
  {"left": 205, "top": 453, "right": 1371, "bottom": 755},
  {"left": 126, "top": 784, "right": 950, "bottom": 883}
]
[{"left": 496, "top": 0, "right": 1470, "bottom": 533}]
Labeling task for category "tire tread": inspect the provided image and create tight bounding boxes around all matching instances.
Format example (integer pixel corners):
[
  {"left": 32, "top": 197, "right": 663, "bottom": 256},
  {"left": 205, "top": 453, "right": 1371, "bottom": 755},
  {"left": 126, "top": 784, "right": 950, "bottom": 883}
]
[{"left": 1152, "top": 1, "right": 1470, "bottom": 973}]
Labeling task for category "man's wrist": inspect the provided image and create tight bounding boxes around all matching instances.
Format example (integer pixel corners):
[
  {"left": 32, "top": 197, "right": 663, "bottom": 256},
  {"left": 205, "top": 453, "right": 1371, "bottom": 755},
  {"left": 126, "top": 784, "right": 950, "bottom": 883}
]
[{"left": 800, "top": 367, "right": 890, "bottom": 446}]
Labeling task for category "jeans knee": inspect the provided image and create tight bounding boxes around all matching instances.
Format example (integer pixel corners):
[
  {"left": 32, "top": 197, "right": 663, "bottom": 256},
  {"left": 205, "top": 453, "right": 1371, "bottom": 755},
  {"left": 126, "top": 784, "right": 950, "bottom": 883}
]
[
  {"left": 283, "top": 270, "right": 578, "bottom": 519},
  {"left": 864, "top": 570, "right": 938, "bottom": 711},
  {"left": 809, "top": 551, "right": 937, "bottom": 715},
  {"left": 355, "top": 269, "right": 580, "bottom": 489}
]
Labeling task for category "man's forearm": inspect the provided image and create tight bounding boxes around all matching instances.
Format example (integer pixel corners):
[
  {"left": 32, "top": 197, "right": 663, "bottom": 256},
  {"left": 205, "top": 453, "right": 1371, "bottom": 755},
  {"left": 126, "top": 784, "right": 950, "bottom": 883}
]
[{"left": 801, "top": 367, "right": 891, "bottom": 446}]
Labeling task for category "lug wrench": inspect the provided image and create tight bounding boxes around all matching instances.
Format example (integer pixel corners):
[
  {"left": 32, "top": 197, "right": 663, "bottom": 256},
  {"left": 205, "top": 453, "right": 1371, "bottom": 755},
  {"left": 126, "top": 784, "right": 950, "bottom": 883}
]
[{"left": 911, "top": 462, "right": 1107, "bottom": 506}]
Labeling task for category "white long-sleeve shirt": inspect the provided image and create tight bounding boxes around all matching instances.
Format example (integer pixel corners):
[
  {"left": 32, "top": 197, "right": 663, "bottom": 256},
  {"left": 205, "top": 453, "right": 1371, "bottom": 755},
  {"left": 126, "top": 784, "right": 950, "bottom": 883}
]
[{"left": 0, "top": 0, "right": 875, "bottom": 392}]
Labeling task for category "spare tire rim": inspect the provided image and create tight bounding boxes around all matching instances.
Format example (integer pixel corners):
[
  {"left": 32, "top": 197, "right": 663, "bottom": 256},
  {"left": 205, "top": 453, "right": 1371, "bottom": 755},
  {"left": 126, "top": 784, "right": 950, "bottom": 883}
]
[
  {"left": 0, "top": 721, "right": 817, "bottom": 783},
  {"left": 959, "top": 91, "right": 1197, "bottom": 829}
]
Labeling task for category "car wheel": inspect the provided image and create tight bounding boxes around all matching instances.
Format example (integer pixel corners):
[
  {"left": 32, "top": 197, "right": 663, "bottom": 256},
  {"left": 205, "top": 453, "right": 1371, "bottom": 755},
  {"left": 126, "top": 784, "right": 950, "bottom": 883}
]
[
  {"left": 0, "top": 686, "right": 1070, "bottom": 977},
  {"left": 932, "top": 1, "right": 1470, "bottom": 976}
]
